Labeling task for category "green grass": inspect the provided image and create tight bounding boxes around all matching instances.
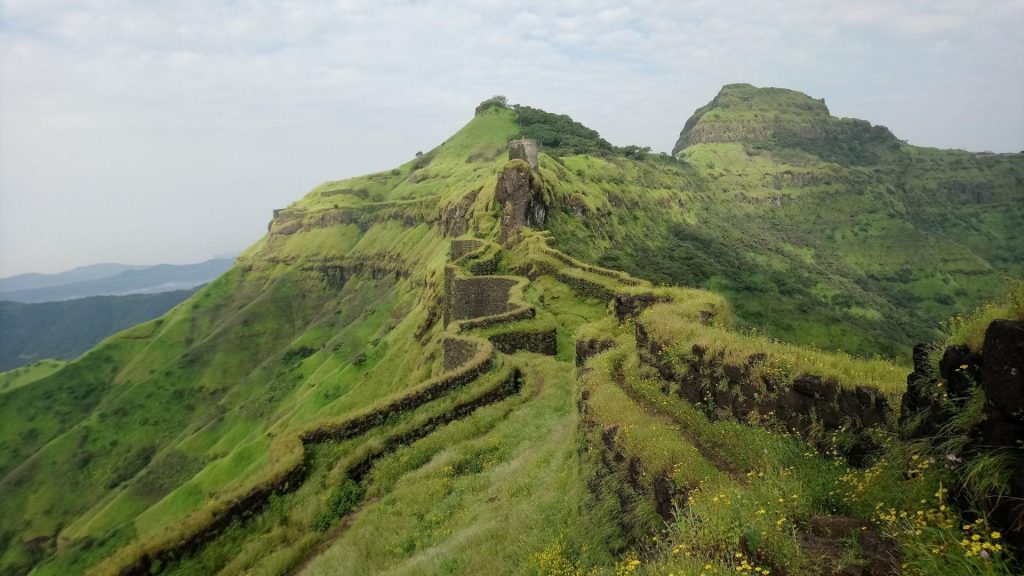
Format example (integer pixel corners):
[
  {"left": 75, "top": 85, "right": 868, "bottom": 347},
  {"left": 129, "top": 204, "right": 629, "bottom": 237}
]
[
  {"left": 2, "top": 90, "right": 1021, "bottom": 576},
  {"left": 303, "top": 355, "right": 620, "bottom": 576},
  {"left": 0, "top": 359, "right": 66, "bottom": 394}
]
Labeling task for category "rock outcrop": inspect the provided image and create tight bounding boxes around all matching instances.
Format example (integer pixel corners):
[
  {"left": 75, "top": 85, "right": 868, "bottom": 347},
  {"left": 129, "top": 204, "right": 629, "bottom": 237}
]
[
  {"left": 635, "top": 321, "right": 889, "bottom": 464},
  {"left": 495, "top": 143, "right": 546, "bottom": 244},
  {"left": 898, "top": 319, "right": 1024, "bottom": 556}
]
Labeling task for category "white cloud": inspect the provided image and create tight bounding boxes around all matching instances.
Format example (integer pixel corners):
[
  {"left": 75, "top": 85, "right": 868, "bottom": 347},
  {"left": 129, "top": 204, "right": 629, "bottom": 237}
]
[{"left": 1, "top": 0, "right": 1022, "bottom": 275}]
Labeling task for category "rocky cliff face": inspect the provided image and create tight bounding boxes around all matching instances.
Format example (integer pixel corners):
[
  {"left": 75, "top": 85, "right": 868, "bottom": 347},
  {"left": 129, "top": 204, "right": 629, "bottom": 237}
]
[{"left": 495, "top": 146, "right": 546, "bottom": 244}]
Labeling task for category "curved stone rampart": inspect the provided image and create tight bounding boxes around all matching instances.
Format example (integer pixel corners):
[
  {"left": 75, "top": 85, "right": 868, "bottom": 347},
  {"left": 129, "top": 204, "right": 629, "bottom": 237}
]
[
  {"left": 539, "top": 245, "right": 642, "bottom": 286},
  {"left": 488, "top": 327, "right": 558, "bottom": 356},
  {"left": 450, "top": 238, "right": 485, "bottom": 261},
  {"left": 450, "top": 275, "right": 519, "bottom": 321},
  {"left": 268, "top": 197, "right": 437, "bottom": 236},
  {"left": 94, "top": 334, "right": 496, "bottom": 576}
]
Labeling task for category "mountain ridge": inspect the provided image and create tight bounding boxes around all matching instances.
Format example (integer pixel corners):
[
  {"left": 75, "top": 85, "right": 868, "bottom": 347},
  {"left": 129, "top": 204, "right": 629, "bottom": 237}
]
[
  {"left": 0, "top": 258, "right": 234, "bottom": 303},
  {"left": 0, "top": 85, "right": 1021, "bottom": 576}
]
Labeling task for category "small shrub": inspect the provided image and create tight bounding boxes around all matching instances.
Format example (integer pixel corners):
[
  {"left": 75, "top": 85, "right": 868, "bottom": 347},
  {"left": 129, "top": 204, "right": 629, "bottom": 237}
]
[{"left": 310, "top": 478, "right": 364, "bottom": 532}]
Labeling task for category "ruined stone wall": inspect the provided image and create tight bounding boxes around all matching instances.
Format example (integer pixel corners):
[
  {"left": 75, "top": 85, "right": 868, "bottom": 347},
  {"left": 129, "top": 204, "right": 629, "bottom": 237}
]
[
  {"left": 450, "top": 239, "right": 485, "bottom": 261},
  {"left": 634, "top": 320, "right": 889, "bottom": 463},
  {"left": 443, "top": 336, "right": 481, "bottom": 372},
  {"left": 449, "top": 276, "right": 519, "bottom": 322},
  {"left": 106, "top": 334, "right": 495, "bottom": 576},
  {"left": 541, "top": 246, "right": 642, "bottom": 286},
  {"left": 488, "top": 328, "right": 557, "bottom": 356},
  {"left": 576, "top": 337, "right": 616, "bottom": 367},
  {"left": 267, "top": 198, "right": 435, "bottom": 236}
]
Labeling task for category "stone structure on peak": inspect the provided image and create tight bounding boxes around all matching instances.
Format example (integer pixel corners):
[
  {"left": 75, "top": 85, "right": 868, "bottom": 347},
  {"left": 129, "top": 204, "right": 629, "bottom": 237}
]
[{"left": 508, "top": 138, "right": 539, "bottom": 170}]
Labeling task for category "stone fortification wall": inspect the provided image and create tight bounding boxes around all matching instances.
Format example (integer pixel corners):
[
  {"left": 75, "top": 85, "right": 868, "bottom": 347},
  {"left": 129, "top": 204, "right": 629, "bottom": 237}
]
[
  {"left": 634, "top": 320, "right": 889, "bottom": 464},
  {"left": 448, "top": 274, "right": 519, "bottom": 323},
  {"left": 450, "top": 239, "right": 485, "bottom": 261},
  {"left": 488, "top": 328, "right": 557, "bottom": 356},
  {"left": 443, "top": 336, "right": 482, "bottom": 373}
]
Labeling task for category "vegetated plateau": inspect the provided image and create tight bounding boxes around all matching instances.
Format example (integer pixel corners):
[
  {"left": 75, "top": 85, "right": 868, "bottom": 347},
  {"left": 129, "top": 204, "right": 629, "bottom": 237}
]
[{"left": 1, "top": 84, "right": 1022, "bottom": 576}]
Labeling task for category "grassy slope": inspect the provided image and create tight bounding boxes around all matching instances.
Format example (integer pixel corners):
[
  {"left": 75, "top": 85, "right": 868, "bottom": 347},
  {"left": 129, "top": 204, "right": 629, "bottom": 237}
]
[
  {"left": 0, "top": 289, "right": 198, "bottom": 371},
  {"left": 0, "top": 93, "right": 1019, "bottom": 576},
  {"left": 0, "top": 360, "right": 66, "bottom": 394},
  {"left": 0, "top": 110, "right": 519, "bottom": 575}
]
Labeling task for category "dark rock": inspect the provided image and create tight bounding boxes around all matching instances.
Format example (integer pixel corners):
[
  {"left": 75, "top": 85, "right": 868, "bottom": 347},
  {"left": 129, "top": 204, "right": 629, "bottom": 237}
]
[
  {"left": 939, "top": 345, "right": 982, "bottom": 398},
  {"left": 713, "top": 387, "right": 732, "bottom": 408},
  {"left": 495, "top": 157, "right": 545, "bottom": 244},
  {"left": 576, "top": 338, "right": 615, "bottom": 367},
  {"left": 732, "top": 395, "right": 755, "bottom": 418},
  {"left": 723, "top": 363, "right": 744, "bottom": 384},
  {"left": 816, "top": 400, "right": 844, "bottom": 429},
  {"left": 820, "top": 379, "right": 840, "bottom": 403},
  {"left": 980, "top": 320, "right": 1024, "bottom": 423},
  {"left": 857, "top": 529, "right": 901, "bottom": 575},
  {"left": 780, "top": 388, "right": 814, "bottom": 414},
  {"left": 745, "top": 353, "right": 767, "bottom": 369},
  {"left": 792, "top": 375, "right": 823, "bottom": 398},
  {"left": 739, "top": 378, "right": 759, "bottom": 399},
  {"left": 652, "top": 472, "right": 681, "bottom": 521},
  {"left": 627, "top": 456, "right": 643, "bottom": 486},
  {"left": 614, "top": 292, "right": 663, "bottom": 321}
]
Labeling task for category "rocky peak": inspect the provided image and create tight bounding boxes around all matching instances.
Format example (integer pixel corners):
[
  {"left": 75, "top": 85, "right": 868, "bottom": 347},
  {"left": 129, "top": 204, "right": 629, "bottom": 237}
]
[
  {"left": 495, "top": 140, "right": 546, "bottom": 244},
  {"left": 673, "top": 84, "right": 898, "bottom": 164}
]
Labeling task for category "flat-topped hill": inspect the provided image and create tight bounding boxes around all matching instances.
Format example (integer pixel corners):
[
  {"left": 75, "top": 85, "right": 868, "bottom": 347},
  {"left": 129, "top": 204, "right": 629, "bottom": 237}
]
[{"left": 673, "top": 83, "right": 899, "bottom": 164}]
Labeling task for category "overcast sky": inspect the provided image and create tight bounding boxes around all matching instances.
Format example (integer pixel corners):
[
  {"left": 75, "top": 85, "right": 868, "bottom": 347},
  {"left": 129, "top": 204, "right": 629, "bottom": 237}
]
[{"left": 1, "top": 0, "right": 1022, "bottom": 276}]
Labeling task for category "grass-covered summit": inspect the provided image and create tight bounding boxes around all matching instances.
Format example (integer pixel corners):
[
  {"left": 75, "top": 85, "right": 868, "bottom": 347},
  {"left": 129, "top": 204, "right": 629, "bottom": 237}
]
[
  {"left": 0, "top": 88, "right": 1022, "bottom": 576},
  {"left": 672, "top": 83, "right": 899, "bottom": 164}
]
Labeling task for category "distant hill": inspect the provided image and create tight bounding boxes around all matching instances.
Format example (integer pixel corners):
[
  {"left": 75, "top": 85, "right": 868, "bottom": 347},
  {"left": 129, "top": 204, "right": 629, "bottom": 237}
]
[
  {"left": 0, "top": 289, "right": 196, "bottom": 370},
  {"left": 0, "top": 263, "right": 149, "bottom": 292},
  {"left": 0, "top": 258, "right": 233, "bottom": 302}
]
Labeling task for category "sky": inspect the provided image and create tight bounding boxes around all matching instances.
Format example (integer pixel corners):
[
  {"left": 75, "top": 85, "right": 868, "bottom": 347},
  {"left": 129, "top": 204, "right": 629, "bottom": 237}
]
[{"left": 1, "top": 1, "right": 1022, "bottom": 277}]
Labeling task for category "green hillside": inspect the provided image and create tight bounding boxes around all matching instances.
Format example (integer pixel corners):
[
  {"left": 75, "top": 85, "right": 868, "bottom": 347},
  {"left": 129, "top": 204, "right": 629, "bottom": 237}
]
[
  {"left": 549, "top": 84, "right": 1023, "bottom": 359},
  {"left": 0, "top": 289, "right": 198, "bottom": 371},
  {"left": 1, "top": 89, "right": 1021, "bottom": 576}
]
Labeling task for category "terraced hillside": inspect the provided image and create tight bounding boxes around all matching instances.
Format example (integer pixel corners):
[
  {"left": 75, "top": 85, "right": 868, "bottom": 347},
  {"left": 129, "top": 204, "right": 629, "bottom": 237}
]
[
  {"left": 1, "top": 90, "right": 1022, "bottom": 576},
  {"left": 545, "top": 84, "right": 1024, "bottom": 359}
]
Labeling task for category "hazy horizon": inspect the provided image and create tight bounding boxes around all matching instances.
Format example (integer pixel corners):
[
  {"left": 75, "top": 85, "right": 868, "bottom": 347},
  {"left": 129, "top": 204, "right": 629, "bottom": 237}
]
[{"left": 2, "top": 0, "right": 1023, "bottom": 276}]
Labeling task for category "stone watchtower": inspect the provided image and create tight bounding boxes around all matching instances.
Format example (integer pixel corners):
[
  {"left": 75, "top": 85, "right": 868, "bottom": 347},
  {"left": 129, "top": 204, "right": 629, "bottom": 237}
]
[{"left": 508, "top": 139, "right": 539, "bottom": 170}]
